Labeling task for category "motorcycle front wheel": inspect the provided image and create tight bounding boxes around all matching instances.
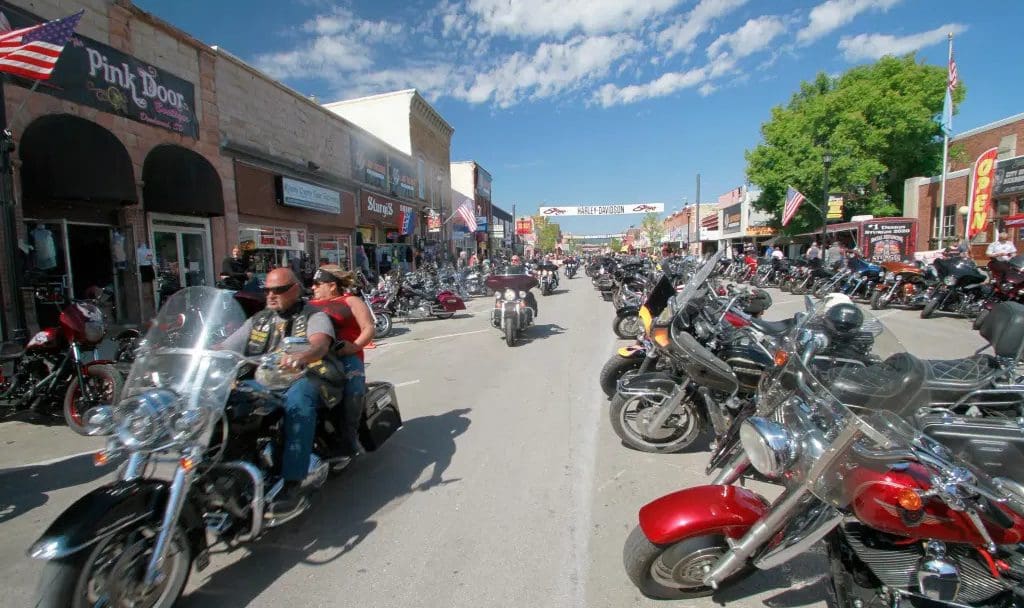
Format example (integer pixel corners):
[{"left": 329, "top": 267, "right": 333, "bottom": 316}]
[
  {"left": 920, "top": 293, "right": 943, "bottom": 318},
  {"left": 505, "top": 322, "right": 516, "bottom": 346},
  {"left": 63, "top": 364, "right": 123, "bottom": 436},
  {"left": 613, "top": 314, "right": 641, "bottom": 340},
  {"left": 599, "top": 355, "right": 643, "bottom": 397},
  {"left": 609, "top": 392, "right": 703, "bottom": 453},
  {"left": 624, "top": 527, "right": 742, "bottom": 599},
  {"left": 869, "top": 290, "right": 888, "bottom": 310},
  {"left": 35, "top": 522, "right": 192, "bottom": 608},
  {"left": 374, "top": 313, "right": 393, "bottom": 338}
]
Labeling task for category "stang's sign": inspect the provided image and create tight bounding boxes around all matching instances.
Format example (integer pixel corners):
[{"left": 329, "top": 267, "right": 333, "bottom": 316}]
[{"left": 538, "top": 203, "right": 664, "bottom": 216}]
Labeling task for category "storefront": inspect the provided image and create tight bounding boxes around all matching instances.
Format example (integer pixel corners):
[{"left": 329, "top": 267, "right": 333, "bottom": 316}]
[
  {"left": 234, "top": 161, "right": 355, "bottom": 284},
  {"left": 358, "top": 191, "right": 417, "bottom": 274}
]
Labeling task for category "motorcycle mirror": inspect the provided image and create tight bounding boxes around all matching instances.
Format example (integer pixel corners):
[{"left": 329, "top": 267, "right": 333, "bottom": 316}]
[
  {"left": 804, "top": 295, "right": 814, "bottom": 312},
  {"left": 83, "top": 405, "right": 116, "bottom": 436}
]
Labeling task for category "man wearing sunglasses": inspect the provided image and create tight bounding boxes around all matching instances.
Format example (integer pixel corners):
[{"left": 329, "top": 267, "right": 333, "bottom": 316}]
[{"left": 218, "top": 268, "right": 335, "bottom": 519}]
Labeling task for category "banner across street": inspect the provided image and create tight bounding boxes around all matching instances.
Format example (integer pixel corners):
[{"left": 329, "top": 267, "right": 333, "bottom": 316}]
[{"left": 538, "top": 203, "right": 665, "bottom": 216}]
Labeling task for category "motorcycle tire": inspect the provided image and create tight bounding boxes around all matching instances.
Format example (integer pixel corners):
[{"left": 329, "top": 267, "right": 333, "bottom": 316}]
[
  {"left": 63, "top": 364, "right": 123, "bottom": 436},
  {"left": 613, "top": 314, "right": 642, "bottom": 340},
  {"left": 869, "top": 291, "right": 885, "bottom": 310},
  {"left": 920, "top": 296, "right": 941, "bottom": 319},
  {"left": 434, "top": 312, "right": 455, "bottom": 320},
  {"left": 374, "top": 313, "right": 393, "bottom": 339},
  {"left": 34, "top": 522, "right": 192, "bottom": 608},
  {"left": 505, "top": 322, "right": 516, "bottom": 346},
  {"left": 609, "top": 392, "right": 703, "bottom": 453},
  {"left": 599, "top": 355, "right": 643, "bottom": 397},
  {"left": 973, "top": 308, "right": 990, "bottom": 331},
  {"left": 623, "top": 527, "right": 746, "bottom": 599}
]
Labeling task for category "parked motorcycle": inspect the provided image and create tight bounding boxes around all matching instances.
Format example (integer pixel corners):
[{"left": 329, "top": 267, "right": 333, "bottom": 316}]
[
  {"left": 0, "top": 296, "right": 138, "bottom": 434},
  {"left": 921, "top": 254, "right": 988, "bottom": 319},
  {"left": 487, "top": 271, "right": 538, "bottom": 346},
  {"left": 373, "top": 272, "right": 466, "bottom": 322},
  {"left": 29, "top": 287, "right": 402, "bottom": 607},
  {"left": 624, "top": 302, "right": 1024, "bottom": 605},
  {"left": 871, "top": 259, "right": 931, "bottom": 310},
  {"left": 973, "top": 255, "right": 1024, "bottom": 329}
]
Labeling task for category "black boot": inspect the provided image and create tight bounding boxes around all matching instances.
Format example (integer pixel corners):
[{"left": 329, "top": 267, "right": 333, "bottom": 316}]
[{"left": 267, "top": 481, "right": 306, "bottom": 520}]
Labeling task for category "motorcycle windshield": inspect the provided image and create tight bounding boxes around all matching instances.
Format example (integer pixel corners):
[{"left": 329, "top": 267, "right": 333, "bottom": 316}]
[
  {"left": 122, "top": 286, "right": 247, "bottom": 414},
  {"left": 672, "top": 250, "right": 724, "bottom": 311},
  {"left": 763, "top": 302, "right": 946, "bottom": 508}
]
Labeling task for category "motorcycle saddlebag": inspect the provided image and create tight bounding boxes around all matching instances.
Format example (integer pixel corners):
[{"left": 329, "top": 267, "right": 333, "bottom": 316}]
[
  {"left": 359, "top": 381, "right": 403, "bottom": 451},
  {"left": 917, "top": 413, "right": 1024, "bottom": 482}
]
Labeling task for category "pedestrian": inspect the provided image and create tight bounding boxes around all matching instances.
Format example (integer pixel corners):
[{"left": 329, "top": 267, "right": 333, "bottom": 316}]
[
  {"left": 764, "top": 244, "right": 774, "bottom": 258},
  {"left": 806, "top": 242, "right": 821, "bottom": 260},
  {"left": 824, "top": 240, "right": 842, "bottom": 267},
  {"left": 986, "top": 231, "right": 1017, "bottom": 262}
]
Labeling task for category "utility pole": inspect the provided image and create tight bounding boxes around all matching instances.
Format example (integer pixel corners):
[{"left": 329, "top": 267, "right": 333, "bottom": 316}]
[{"left": 695, "top": 173, "right": 701, "bottom": 254}]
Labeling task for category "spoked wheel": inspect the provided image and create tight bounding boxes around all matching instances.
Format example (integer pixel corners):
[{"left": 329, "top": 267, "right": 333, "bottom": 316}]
[
  {"left": 624, "top": 528, "right": 743, "bottom": 599},
  {"left": 609, "top": 391, "right": 703, "bottom": 453},
  {"left": 869, "top": 290, "right": 888, "bottom": 310},
  {"left": 613, "top": 314, "right": 642, "bottom": 339},
  {"left": 35, "top": 523, "right": 192, "bottom": 608},
  {"left": 63, "top": 364, "right": 123, "bottom": 436},
  {"left": 374, "top": 313, "right": 393, "bottom": 338}
]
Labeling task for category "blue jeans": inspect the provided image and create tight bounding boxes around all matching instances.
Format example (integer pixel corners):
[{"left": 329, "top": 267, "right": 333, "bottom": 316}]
[
  {"left": 338, "top": 355, "right": 366, "bottom": 456},
  {"left": 242, "top": 377, "right": 319, "bottom": 482}
]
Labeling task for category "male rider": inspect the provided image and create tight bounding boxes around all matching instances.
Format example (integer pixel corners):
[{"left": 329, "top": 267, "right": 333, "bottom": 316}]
[
  {"left": 218, "top": 268, "right": 335, "bottom": 519},
  {"left": 507, "top": 255, "right": 539, "bottom": 317}
]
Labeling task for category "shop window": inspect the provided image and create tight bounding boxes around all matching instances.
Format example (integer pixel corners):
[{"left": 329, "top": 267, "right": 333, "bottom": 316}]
[
  {"left": 418, "top": 158, "right": 425, "bottom": 199},
  {"left": 238, "top": 224, "right": 309, "bottom": 281},
  {"left": 314, "top": 234, "right": 352, "bottom": 270},
  {"left": 932, "top": 204, "right": 956, "bottom": 240}
]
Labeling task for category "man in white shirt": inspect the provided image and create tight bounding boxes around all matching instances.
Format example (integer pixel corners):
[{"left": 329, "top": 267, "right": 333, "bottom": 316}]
[
  {"left": 806, "top": 242, "right": 821, "bottom": 260},
  {"left": 771, "top": 248, "right": 785, "bottom": 260},
  {"left": 986, "top": 232, "right": 1017, "bottom": 262}
]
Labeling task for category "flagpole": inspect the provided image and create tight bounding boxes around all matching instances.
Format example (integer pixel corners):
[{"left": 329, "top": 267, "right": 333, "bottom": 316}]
[
  {"left": 0, "top": 76, "right": 26, "bottom": 340},
  {"left": 937, "top": 32, "right": 953, "bottom": 250}
]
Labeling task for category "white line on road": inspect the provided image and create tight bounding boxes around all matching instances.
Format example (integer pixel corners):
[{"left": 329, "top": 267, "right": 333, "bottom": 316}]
[
  {"left": 0, "top": 448, "right": 99, "bottom": 473},
  {"left": 379, "top": 328, "right": 490, "bottom": 347},
  {"left": 394, "top": 379, "right": 421, "bottom": 388}
]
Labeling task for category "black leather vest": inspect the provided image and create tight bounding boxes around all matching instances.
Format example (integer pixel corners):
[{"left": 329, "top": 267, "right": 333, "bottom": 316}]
[{"left": 243, "top": 304, "right": 316, "bottom": 356}]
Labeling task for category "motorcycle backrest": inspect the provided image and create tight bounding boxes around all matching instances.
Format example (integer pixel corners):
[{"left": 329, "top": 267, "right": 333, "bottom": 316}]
[{"left": 979, "top": 301, "right": 1024, "bottom": 359}]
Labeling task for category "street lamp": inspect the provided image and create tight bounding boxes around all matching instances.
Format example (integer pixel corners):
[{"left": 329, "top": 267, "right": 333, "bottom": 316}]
[
  {"left": 958, "top": 205, "right": 970, "bottom": 250},
  {"left": 820, "top": 145, "right": 832, "bottom": 247}
]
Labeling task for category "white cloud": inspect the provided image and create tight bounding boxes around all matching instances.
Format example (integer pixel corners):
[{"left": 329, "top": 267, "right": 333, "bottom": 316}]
[
  {"left": 466, "top": 34, "right": 642, "bottom": 107},
  {"left": 797, "top": 0, "right": 901, "bottom": 45},
  {"left": 467, "top": 0, "right": 683, "bottom": 38},
  {"left": 838, "top": 23, "right": 966, "bottom": 61},
  {"left": 302, "top": 7, "right": 403, "bottom": 38},
  {"left": 656, "top": 0, "right": 748, "bottom": 56},
  {"left": 698, "top": 82, "right": 717, "bottom": 96},
  {"left": 707, "top": 15, "right": 786, "bottom": 59},
  {"left": 595, "top": 66, "right": 707, "bottom": 107}
]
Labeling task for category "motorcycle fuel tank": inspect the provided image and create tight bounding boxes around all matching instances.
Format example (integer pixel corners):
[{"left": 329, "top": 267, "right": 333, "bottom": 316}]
[{"left": 720, "top": 343, "right": 773, "bottom": 394}]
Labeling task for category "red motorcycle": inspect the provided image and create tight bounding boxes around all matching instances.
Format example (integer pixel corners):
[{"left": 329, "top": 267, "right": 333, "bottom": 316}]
[
  {"left": 0, "top": 295, "right": 138, "bottom": 434},
  {"left": 974, "top": 255, "right": 1024, "bottom": 329},
  {"left": 372, "top": 272, "right": 465, "bottom": 322},
  {"left": 625, "top": 302, "right": 1024, "bottom": 606}
]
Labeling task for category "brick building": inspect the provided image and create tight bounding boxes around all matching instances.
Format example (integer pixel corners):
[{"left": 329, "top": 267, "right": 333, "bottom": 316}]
[
  {"left": 450, "top": 161, "right": 493, "bottom": 256},
  {"left": 904, "top": 113, "right": 1023, "bottom": 255}
]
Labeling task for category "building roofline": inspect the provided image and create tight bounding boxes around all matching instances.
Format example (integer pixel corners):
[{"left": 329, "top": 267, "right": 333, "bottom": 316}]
[
  {"left": 324, "top": 89, "right": 455, "bottom": 140},
  {"left": 952, "top": 112, "right": 1024, "bottom": 142},
  {"left": 323, "top": 89, "right": 417, "bottom": 107}
]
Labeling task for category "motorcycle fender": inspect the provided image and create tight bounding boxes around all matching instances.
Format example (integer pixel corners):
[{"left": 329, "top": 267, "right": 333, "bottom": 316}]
[
  {"left": 617, "top": 371, "right": 677, "bottom": 397},
  {"left": 437, "top": 293, "right": 466, "bottom": 312},
  {"left": 28, "top": 479, "right": 206, "bottom": 560},
  {"left": 616, "top": 306, "right": 640, "bottom": 318},
  {"left": 639, "top": 484, "right": 770, "bottom": 545},
  {"left": 616, "top": 345, "right": 647, "bottom": 359}
]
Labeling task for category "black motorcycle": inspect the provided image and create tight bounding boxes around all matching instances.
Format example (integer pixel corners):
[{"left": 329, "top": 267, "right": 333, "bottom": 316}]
[
  {"left": 28, "top": 287, "right": 402, "bottom": 607},
  {"left": 921, "top": 254, "right": 988, "bottom": 319}
]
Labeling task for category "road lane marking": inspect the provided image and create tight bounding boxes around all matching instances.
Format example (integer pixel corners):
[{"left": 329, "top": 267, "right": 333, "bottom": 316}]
[
  {"left": 378, "top": 328, "right": 490, "bottom": 347},
  {"left": 394, "top": 379, "right": 421, "bottom": 388}
]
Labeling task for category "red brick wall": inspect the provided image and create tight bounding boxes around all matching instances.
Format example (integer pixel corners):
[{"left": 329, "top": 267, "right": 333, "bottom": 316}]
[
  {"left": 950, "top": 117, "right": 1023, "bottom": 173},
  {"left": 915, "top": 174, "right": 969, "bottom": 251}
]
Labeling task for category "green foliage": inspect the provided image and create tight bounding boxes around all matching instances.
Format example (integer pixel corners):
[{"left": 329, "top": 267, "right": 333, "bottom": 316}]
[
  {"left": 640, "top": 213, "right": 665, "bottom": 248},
  {"left": 745, "top": 55, "right": 966, "bottom": 235},
  {"left": 608, "top": 237, "right": 622, "bottom": 252},
  {"left": 533, "top": 215, "right": 561, "bottom": 253}
]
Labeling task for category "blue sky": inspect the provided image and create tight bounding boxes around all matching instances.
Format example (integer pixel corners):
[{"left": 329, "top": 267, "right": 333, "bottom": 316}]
[{"left": 136, "top": 0, "right": 1023, "bottom": 235}]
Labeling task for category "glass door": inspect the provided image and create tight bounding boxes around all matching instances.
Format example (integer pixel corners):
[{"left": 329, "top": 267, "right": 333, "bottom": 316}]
[{"left": 149, "top": 215, "right": 213, "bottom": 310}]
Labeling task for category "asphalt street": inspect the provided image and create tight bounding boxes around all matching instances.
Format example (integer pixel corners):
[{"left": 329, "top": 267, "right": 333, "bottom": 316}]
[{"left": 0, "top": 278, "right": 987, "bottom": 607}]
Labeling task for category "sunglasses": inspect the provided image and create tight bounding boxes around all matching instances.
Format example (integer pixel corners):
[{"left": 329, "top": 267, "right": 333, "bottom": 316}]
[{"left": 263, "top": 283, "right": 295, "bottom": 295}]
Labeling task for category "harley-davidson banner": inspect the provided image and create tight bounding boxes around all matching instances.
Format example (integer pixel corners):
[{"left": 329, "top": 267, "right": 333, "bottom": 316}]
[
  {"left": 538, "top": 203, "right": 664, "bottom": 216},
  {"left": 968, "top": 147, "right": 999, "bottom": 239}
]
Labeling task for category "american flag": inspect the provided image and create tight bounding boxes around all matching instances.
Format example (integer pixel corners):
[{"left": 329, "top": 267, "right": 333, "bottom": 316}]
[
  {"left": 948, "top": 52, "right": 958, "bottom": 92},
  {"left": 781, "top": 186, "right": 806, "bottom": 227},
  {"left": 0, "top": 10, "right": 83, "bottom": 81},
  {"left": 455, "top": 198, "right": 476, "bottom": 230}
]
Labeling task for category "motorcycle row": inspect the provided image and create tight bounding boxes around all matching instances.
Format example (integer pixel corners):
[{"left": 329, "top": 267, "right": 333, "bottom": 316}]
[
  {"left": 730, "top": 248, "right": 1024, "bottom": 328},
  {"left": 594, "top": 249, "right": 1024, "bottom": 608}
]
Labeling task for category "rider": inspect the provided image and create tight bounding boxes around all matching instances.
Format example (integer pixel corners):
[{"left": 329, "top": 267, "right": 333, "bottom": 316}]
[
  {"left": 309, "top": 265, "right": 376, "bottom": 466},
  {"left": 218, "top": 268, "right": 335, "bottom": 519},
  {"left": 507, "top": 255, "right": 539, "bottom": 316}
]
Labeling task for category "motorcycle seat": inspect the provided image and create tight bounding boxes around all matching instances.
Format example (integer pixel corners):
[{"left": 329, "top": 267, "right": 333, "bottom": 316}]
[
  {"left": 827, "top": 353, "right": 926, "bottom": 413},
  {"left": 747, "top": 316, "right": 796, "bottom": 337},
  {"left": 921, "top": 355, "right": 1001, "bottom": 391}
]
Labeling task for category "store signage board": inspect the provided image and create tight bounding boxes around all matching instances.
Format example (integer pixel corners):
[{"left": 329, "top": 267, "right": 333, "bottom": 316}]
[
  {"left": 279, "top": 177, "right": 341, "bottom": 214},
  {"left": 538, "top": 203, "right": 664, "bottom": 216}
]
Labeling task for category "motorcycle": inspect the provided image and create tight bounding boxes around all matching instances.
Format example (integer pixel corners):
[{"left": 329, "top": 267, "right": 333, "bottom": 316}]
[
  {"left": 539, "top": 262, "right": 560, "bottom": 296},
  {"left": 0, "top": 294, "right": 138, "bottom": 435},
  {"left": 374, "top": 272, "right": 466, "bottom": 322},
  {"left": 624, "top": 301, "right": 1024, "bottom": 606},
  {"left": 871, "top": 260, "right": 931, "bottom": 310},
  {"left": 486, "top": 270, "right": 538, "bottom": 346},
  {"left": 564, "top": 258, "right": 579, "bottom": 279},
  {"left": 29, "top": 286, "right": 402, "bottom": 607},
  {"left": 921, "top": 254, "right": 988, "bottom": 319},
  {"left": 974, "top": 255, "right": 1024, "bottom": 329}
]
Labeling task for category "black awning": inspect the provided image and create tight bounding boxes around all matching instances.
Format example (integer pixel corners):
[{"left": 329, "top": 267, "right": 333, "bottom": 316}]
[
  {"left": 20, "top": 113, "right": 137, "bottom": 205},
  {"left": 143, "top": 144, "right": 224, "bottom": 216}
]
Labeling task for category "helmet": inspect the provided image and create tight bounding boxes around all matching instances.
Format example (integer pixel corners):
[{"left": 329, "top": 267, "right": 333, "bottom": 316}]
[
  {"left": 740, "top": 288, "right": 772, "bottom": 315},
  {"left": 823, "top": 303, "right": 863, "bottom": 337}
]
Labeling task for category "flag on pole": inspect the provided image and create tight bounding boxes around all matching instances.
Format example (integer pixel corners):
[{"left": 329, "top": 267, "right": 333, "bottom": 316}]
[
  {"left": 781, "top": 186, "right": 806, "bottom": 227},
  {"left": 941, "top": 39, "right": 958, "bottom": 135},
  {"left": 948, "top": 52, "right": 959, "bottom": 92},
  {"left": 0, "top": 10, "right": 83, "bottom": 81},
  {"left": 454, "top": 198, "right": 476, "bottom": 230}
]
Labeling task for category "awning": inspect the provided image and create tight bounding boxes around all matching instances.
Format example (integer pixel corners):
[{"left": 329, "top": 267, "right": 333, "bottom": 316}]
[
  {"left": 701, "top": 215, "right": 719, "bottom": 229},
  {"left": 20, "top": 113, "right": 137, "bottom": 205},
  {"left": 795, "top": 221, "right": 860, "bottom": 238},
  {"left": 1005, "top": 214, "right": 1024, "bottom": 227},
  {"left": 143, "top": 145, "right": 225, "bottom": 216}
]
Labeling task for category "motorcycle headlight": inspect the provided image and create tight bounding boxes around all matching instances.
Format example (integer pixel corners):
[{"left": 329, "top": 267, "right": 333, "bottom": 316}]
[
  {"left": 519, "top": 291, "right": 527, "bottom": 298},
  {"left": 115, "top": 389, "right": 177, "bottom": 450},
  {"left": 944, "top": 276, "right": 956, "bottom": 286},
  {"left": 170, "top": 406, "right": 208, "bottom": 443},
  {"left": 504, "top": 288, "right": 516, "bottom": 301},
  {"left": 740, "top": 416, "right": 797, "bottom": 479},
  {"left": 495, "top": 291, "right": 502, "bottom": 299}
]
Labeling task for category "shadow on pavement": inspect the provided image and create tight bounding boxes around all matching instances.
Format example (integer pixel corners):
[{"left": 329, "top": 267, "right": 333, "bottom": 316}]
[
  {"left": 377, "top": 326, "right": 411, "bottom": 340},
  {"left": 0, "top": 453, "right": 116, "bottom": 524},
  {"left": 713, "top": 552, "right": 828, "bottom": 607},
  {"left": 180, "top": 407, "right": 473, "bottom": 608},
  {"left": 524, "top": 323, "right": 567, "bottom": 342}
]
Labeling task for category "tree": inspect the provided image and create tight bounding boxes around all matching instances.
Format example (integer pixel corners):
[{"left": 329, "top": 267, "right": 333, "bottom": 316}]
[
  {"left": 745, "top": 55, "right": 966, "bottom": 235},
  {"left": 608, "top": 237, "right": 622, "bottom": 252},
  {"left": 533, "top": 215, "right": 561, "bottom": 253},
  {"left": 640, "top": 213, "right": 665, "bottom": 249}
]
